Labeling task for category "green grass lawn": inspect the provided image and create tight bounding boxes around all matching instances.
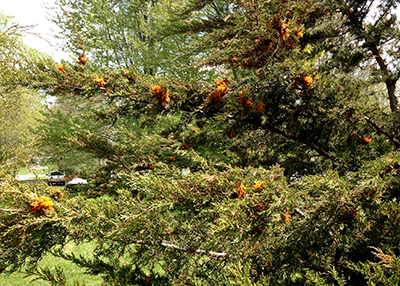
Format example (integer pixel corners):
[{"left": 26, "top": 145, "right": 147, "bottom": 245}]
[
  {"left": 2, "top": 166, "right": 101, "bottom": 285},
  {"left": 17, "top": 163, "right": 57, "bottom": 176},
  {"left": 18, "top": 177, "right": 67, "bottom": 190},
  {"left": 0, "top": 242, "right": 103, "bottom": 286}
]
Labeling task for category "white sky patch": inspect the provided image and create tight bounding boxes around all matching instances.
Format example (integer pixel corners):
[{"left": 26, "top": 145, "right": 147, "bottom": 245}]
[{"left": 0, "top": 0, "right": 68, "bottom": 61}]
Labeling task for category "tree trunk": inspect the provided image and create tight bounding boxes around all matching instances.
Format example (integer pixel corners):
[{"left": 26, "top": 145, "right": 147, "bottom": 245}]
[{"left": 369, "top": 43, "right": 398, "bottom": 112}]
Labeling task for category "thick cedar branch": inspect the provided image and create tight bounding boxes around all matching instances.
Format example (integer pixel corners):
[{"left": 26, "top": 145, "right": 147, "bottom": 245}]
[
  {"left": 58, "top": 206, "right": 226, "bottom": 258},
  {"left": 0, "top": 208, "right": 28, "bottom": 213},
  {"left": 364, "top": 115, "right": 400, "bottom": 147},
  {"left": 0, "top": 208, "right": 227, "bottom": 258},
  {"left": 131, "top": 240, "right": 228, "bottom": 258},
  {"left": 269, "top": 127, "right": 333, "bottom": 158},
  {"left": 369, "top": 44, "right": 398, "bottom": 112}
]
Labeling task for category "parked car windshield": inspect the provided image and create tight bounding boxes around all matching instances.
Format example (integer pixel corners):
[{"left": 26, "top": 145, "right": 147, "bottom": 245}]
[{"left": 50, "top": 171, "right": 63, "bottom": 175}]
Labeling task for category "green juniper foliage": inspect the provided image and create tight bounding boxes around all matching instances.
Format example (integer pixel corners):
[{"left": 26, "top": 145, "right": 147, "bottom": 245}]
[{"left": 1, "top": 0, "right": 400, "bottom": 285}]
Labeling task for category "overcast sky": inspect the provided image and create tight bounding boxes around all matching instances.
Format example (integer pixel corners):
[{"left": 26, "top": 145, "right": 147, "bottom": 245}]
[{"left": 1, "top": 0, "right": 67, "bottom": 61}]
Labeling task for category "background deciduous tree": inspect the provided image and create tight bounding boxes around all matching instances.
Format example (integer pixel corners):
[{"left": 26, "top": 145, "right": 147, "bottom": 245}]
[
  {"left": 50, "top": 0, "right": 214, "bottom": 80},
  {"left": 0, "top": 89, "right": 43, "bottom": 164},
  {"left": 0, "top": 13, "right": 45, "bottom": 171},
  {"left": 39, "top": 95, "right": 106, "bottom": 176}
]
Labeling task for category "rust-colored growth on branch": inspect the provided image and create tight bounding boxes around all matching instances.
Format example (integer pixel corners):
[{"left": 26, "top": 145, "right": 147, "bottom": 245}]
[
  {"left": 239, "top": 96, "right": 253, "bottom": 108},
  {"left": 339, "top": 206, "right": 360, "bottom": 222},
  {"left": 296, "top": 76, "right": 313, "bottom": 89},
  {"left": 301, "top": 76, "right": 313, "bottom": 88},
  {"left": 350, "top": 209, "right": 360, "bottom": 218},
  {"left": 145, "top": 275, "right": 151, "bottom": 283},
  {"left": 253, "top": 201, "right": 265, "bottom": 219},
  {"left": 292, "top": 27, "right": 303, "bottom": 38},
  {"left": 253, "top": 181, "right": 266, "bottom": 191},
  {"left": 209, "top": 80, "right": 229, "bottom": 105},
  {"left": 281, "top": 209, "right": 292, "bottom": 223},
  {"left": 256, "top": 103, "right": 265, "bottom": 113},
  {"left": 30, "top": 196, "right": 54, "bottom": 215},
  {"left": 152, "top": 85, "right": 170, "bottom": 103},
  {"left": 78, "top": 54, "right": 87, "bottom": 65},
  {"left": 50, "top": 189, "right": 65, "bottom": 200},
  {"left": 239, "top": 38, "right": 277, "bottom": 69},
  {"left": 254, "top": 202, "right": 265, "bottom": 213},
  {"left": 209, "top": 90, "right": 222, "bottom": 104},
  {"left": 96, "top": 77, "right": 106, "bottom": 88},
  {"left": 362, "top": 137, "right": 372, "bottom": 144},
  {"left": 235, "top": 183, "right": 246, "bottom": 198},
  {"left": 216, "top": 80, "right": 229, "bottom": 95},
  {"left": 270, "top": 19, "right": 290, "bottom": 41}
]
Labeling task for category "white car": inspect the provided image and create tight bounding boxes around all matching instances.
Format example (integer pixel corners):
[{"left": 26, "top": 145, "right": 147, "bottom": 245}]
[{"left": 47, "top": 171, "right": 66, "bottom": 186}]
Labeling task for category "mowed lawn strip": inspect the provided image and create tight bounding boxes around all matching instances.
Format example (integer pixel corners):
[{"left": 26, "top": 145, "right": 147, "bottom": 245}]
[{"left": 0, "top": 242, "right": 103, "bottom": 286}]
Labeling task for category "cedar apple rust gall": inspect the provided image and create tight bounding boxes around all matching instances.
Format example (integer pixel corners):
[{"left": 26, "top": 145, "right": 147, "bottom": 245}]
[
  {"left": 303, "top": 76, "right": 313, "bottom": 87},
  {"left": 78, "top": 54, "right": 87, "bottom": 65},
  {"left": 209, "top": 80, "right": 229, "bottom": 105},
  {"left": 96, "top": 77, "right": 106, "bottom": 87},
  {"left": 281, "top": 209, "right": 292, "bottom": 223},
  {"left": 152, "top": 85, "right": 170, "bottom": 103},
  {"left": 362, "top": 137, "right": 372, "bottom": 144},
  {"left": 292, "top": 27, "right": 303, "bottom": 37},
  {"left": 30, "top": 196, "right": 54, "bottom": 215},
  {"left": 253, "top": 181, "right": 266, "bottom": 191},
  {"left": 239, "top": 96, "right": 253, "bottom": 108},
  {"left": 256, "top": 103, "right": 265, "bottom": 113},
  {"left": 235, "top": 183, "right": 246, "bottom": 198}
]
